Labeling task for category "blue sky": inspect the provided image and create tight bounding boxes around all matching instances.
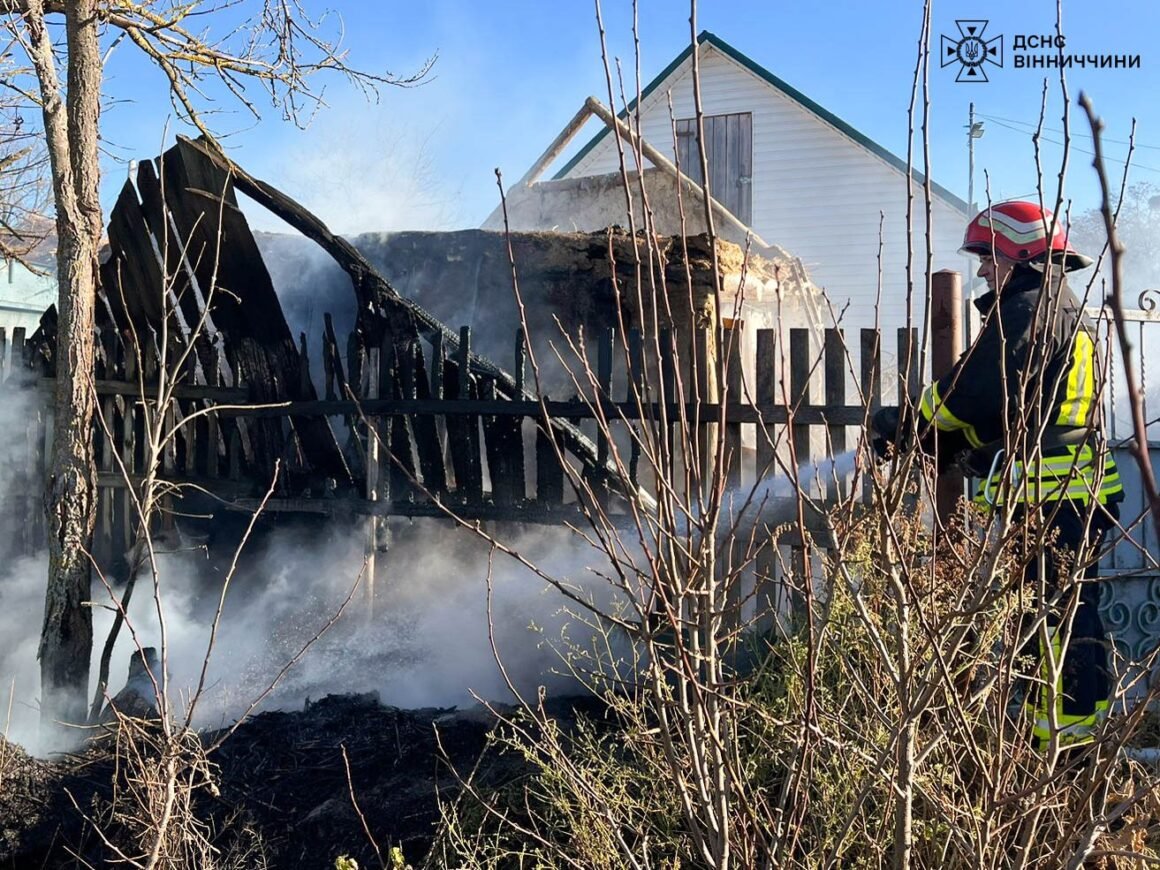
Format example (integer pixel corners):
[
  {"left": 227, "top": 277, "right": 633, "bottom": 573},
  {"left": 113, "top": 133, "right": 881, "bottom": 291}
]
[{"left": 94, "top": 0, "right": 1160, "bottom": 235}]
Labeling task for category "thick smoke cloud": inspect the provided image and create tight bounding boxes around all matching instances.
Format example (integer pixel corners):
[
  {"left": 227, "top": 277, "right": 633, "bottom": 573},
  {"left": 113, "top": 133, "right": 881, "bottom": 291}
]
[
  {"left": 0, "top": 380, "right": 50, "bottom": 752},
  {"left": 1, "top": 488, "right": 627, "bottom": 754}
]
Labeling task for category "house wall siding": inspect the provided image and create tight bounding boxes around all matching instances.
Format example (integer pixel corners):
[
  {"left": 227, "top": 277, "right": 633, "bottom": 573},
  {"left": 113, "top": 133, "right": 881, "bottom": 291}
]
[{"left": 563, "top": 46, "right": 969, "bottom": 336}]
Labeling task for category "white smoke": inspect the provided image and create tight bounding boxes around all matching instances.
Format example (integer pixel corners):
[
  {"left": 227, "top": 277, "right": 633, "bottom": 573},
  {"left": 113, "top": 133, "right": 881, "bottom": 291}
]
[
  {"left": 0, "top": 380, "right": 50, "bottom": 753},
  {"left": 78, "top": 517, "right": 628, "bottom": 736},
  {"left": 0, "top": 553, "right": 47, "bottom": 752},
  {"left": 245, "top": 94, "right": 466, "bottom": 236}
]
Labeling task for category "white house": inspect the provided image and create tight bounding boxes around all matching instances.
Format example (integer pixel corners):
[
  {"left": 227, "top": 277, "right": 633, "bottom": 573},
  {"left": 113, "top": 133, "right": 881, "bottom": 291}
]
[
  {"left": 0, "top": 226, "right": 55, "bottom": 348},
  {"left": 488, "top": 31, "right": 971, "bottom": 339}
]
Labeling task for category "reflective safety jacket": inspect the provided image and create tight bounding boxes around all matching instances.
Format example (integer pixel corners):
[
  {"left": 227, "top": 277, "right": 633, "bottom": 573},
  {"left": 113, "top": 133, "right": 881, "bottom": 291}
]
[{"left": 918, "top": 267, "right": 1123, "bottom": 507}]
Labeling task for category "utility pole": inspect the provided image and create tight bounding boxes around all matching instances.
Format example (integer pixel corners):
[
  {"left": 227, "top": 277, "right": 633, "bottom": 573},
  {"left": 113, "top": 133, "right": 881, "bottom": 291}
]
[
  {"left": 968, "top": 103, "right": 975, "bottom": 211},
  {"left": 967, "top": 102, "right": 984, "bottom": 212},
  {"left": 963, "top": 104, "right": 986, "bottom": 345}
]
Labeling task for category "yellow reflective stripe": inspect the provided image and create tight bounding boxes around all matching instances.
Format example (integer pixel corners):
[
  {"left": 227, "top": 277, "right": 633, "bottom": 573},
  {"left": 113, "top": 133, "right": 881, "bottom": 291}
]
[
  {"left": 918, "top": 382, "right": 983, "bottom": 446},
  {"left": 1057, "top": 331, "right": 1095, "bottom": 427},
  {"left": 973, "top": 446, "right": 1122, "bottom": 505},
  {"left": 1031, "top": 709, "right": 1107, "bottom": 746},
  {"left": 1031, "top": 629, "right": 1108, "bottom": 750}
]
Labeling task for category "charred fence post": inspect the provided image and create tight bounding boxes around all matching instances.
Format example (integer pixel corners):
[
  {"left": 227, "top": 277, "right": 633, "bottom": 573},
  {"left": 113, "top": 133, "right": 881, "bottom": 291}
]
[
  {"left": 860, "top": 328, "right": 882, "bottom": 503},
  {"left": 593, "top": 327, "right": 614, "bottom": 510},
  {"left": 824, "top": 328, "right": 847, "bottom": 502},
  {"left": 788, "top": 329, "right": 812, "bottom": 614},
  {"left": 754, "top": 328, "right": 779, "bottom": 636},
  {"left": 456, "top": 327, "right": 483, "bottom": 502},
  {"left": 364, "top": 343, "right": 382, "bottom": 616},
  {"left": 693, "top": 326, "right": 718, "bottom": 499},
  {"left": 409, "top": 337, "right": 446, "bottom": 497},
  {"left": 723, "top": 323, "right": 744, "bottom": 636},
  {"left": 627, "top": 328, "right": 643, "bottom": 488}
]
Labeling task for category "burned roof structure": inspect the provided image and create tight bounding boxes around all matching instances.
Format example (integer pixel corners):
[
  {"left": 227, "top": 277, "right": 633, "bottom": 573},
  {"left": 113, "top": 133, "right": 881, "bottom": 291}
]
[
  {"left": 9, "top": 134, "right": 858, "bottom": 586},
  {"left": 29, "top": 137, "right": 665, "bottom": 532}
]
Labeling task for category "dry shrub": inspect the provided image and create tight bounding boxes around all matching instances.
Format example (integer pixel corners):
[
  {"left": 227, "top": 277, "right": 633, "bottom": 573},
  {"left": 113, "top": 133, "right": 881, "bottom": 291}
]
[
  {"left": 81, "top": 712, "right": 268, "bottom": 870},
  {"left": 427, "top": 483, "right": 1160, "bottom": 868}
]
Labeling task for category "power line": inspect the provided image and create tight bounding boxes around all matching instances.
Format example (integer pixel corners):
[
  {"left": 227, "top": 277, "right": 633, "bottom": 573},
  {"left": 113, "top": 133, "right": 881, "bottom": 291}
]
[
  {"left": 976, "top": 111, "right": 1160, "bottom": 151},
  {"left": 978, "top": 116, "right": 1160, "bottom": 175}
]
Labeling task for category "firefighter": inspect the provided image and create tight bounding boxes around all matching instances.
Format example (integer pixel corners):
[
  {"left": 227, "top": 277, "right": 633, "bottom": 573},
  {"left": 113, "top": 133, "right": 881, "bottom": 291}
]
[{"left": 871, "top": 199, "right": 1123, "bottom": 752}]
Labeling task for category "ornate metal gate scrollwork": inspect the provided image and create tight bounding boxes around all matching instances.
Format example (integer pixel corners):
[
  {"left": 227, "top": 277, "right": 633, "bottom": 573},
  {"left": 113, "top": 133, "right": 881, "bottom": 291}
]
[{"left": 1092, "top": 288, "right": 1160, "bottom": 696}]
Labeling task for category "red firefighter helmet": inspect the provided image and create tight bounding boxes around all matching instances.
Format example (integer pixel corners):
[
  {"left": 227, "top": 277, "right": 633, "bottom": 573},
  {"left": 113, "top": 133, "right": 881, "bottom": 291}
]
[{"left": 960, "top": 200, "right": 1093, "bottom": 271}]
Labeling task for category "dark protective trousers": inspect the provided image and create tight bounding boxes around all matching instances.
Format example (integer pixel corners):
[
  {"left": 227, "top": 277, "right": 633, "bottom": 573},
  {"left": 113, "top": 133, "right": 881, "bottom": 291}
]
[{"left": 1021, "top": 499, "right": 1118, "bottom": 751}]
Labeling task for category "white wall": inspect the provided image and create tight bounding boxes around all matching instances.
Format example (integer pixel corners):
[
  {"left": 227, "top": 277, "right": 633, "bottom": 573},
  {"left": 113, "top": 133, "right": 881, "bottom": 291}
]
[
  {"left": 0, "top": 259, "right": 54, "bottom": 338},
  {"left": 564, "top": 45, "right": 969, "bottom": 340}
]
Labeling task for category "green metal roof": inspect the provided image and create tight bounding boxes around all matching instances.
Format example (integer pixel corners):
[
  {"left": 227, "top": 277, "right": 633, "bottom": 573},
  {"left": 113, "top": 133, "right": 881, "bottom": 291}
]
[{"left": 553, "top": 31, "right": 969, "bottom": 214}]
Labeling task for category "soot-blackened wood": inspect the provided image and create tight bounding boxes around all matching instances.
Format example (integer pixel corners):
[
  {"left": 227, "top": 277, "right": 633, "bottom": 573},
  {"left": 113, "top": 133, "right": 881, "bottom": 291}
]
[
  {"left": 756, "top": 328, "right": 776, "bottom": 479},
  {"left": 228, "top": 338, "right": 282, "bottom": 478},
  {"left": 129, "top": 160, "right": 215, "bottom": 384},
  {"left": 824, "top": 329, "right": 847, "bottom": 501},
  {"left": 480, "top": 378, "right": 510, "bottom": 504},
  {"left": 755, "top": 329, "right": 780, "bottom": 636},
  {"left": 490, "top": 382, "right": 525, "bottom": 505},
  {"left": 596, "top": 328, "right": 614, "bottom": 470},
  {"left": 628, "top": 328, "right": 643, "bottom": 487},
  {"left": 693, "top": 327, "right": 716, "bottom": 493},
  {"left": 364, "top": 346, "right": 384, "bottom": 510},
  {"left": 120, "top": 373, "right": 140, "bottom": 565},
  {"left": 204, "top": 342, "right": 222, "bottom": 479},
  {"left": 725, "top": 326, "right": 743, "bottom": 489},
  {"left": 536, "top": 425, "right": 564, "bottom": 506},
  {"left": 789, "top": 329, "right": 811, "bottom": 464},
  {"left": 347, "top": 330, "right": 364, "bottom": 400},
  {"left": 659, "top": 328, "right": 677, "bottom": 460},
  {"left": 299, "top": 333, "right": 312, "bottom": 396},
  {"left": 430, "top": 333, "right": 445, "bottom": 400},
  {"left": 443, "top": 354, "right": 466, "bottom": 494},
  {"left": 514, "top": 329, "right": 526, "bottom": 397},
  {"left": 97, "top": 387, "right": 116, "bottom": 568},
  {"left": 589, "top": 328, "right": 615, "bottom": 509},
  {"left": 159, "top": 140, "right": 350, "bottom": 485},
  {"left": 410, "top": 339, "right": 447, "bottom": 495},
  {"left": 429, "top": 332, "right": 452, "bottom": 486},
  {"left": 228, "top": 429, "right": 244, "bottom": 482},
  {"left": 860, "top": 328, "right": 882, "bottom": 502},
  {"left": 345, "top": 330, "right": 367, "bottom": 478},
  {"left": 503, "top": 331, "right": 528, "bottom": 500},
  {"left": 102, "top": 177, "right": 167, "bottom": 338},
  {"left": 860, "top": 329, "right": 882, "bottom": 412},
  {"left": 12, "top": 328, "right": 26, "bottom": 376},
  {"left": 178, "top": 136, "right": 647, "bottom": 511},
  {"left": 723, "top": 324, "right": 745, "bottom": 629},
  {"left": 445, "top": 328, "right": 482, "bottom": 502},
  {"left": 323, "top": 313, "right": 345, "bottom": 402},
  {"left": 129, "top": 164, "right": 222, "bottom": 497},
  {"left": 386, "top": 340, "right": 417, "bottom": 500}
]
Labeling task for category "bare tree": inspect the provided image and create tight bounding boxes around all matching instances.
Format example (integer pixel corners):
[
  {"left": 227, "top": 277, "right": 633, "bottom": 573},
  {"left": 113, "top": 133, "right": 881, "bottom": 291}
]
[
  {"left": 0, "top": 0, "right": 431, "bottom": 742},
  {"left": 0, "top": 96, "right": 51, "bottom": 265}
]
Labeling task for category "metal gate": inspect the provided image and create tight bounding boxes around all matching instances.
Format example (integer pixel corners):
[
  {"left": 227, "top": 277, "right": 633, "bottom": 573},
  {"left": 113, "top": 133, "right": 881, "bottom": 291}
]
[{"left": 1092, "top": 289, "right": 1160, "bottom": 689}]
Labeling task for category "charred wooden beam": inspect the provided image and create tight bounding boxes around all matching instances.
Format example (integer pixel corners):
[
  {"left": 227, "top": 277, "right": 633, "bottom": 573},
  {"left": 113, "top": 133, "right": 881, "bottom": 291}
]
[{"left": 176, "top": 134, "right": 655, "bottom": 511}]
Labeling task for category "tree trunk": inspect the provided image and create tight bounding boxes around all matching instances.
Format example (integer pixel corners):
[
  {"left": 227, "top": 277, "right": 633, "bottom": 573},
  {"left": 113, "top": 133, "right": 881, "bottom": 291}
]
[{"left": 30, "top": 0, "right": 102, "bottom": 743}]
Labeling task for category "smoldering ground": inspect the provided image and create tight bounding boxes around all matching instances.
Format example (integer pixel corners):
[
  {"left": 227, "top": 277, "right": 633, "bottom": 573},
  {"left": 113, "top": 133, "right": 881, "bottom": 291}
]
[
  {"left": 125, "top": 516, "right": 637, "bottom": 729},
  {"left": 0, "top": 504, "right": 640, "bottom": 754}
]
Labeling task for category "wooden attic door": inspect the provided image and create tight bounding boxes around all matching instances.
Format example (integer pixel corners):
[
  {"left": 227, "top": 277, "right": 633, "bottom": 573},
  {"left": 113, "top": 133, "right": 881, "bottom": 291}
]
[{"left": 676, "top": 112, "right": 753, "bottom": 225}]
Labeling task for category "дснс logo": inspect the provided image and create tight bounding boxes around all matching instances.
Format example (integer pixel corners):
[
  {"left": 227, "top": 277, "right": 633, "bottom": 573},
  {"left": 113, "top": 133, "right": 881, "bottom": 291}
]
[{"left": 941, "top": 20, "right": 1003, "bottom": 82}]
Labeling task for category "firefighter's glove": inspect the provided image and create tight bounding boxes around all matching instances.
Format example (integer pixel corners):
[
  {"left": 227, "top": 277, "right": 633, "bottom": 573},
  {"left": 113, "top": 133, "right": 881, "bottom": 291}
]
[
  {"left": 954, "top": 443, "right": 1001, "bottom": 478},
  {"left": 870, "top": 405, "right": 903, "bottom": 461}
]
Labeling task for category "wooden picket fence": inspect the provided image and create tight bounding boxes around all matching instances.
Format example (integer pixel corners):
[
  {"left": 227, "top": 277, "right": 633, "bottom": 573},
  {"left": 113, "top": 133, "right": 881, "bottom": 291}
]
[{"left": 2, "top": 320, "right": 920, "bottom": 574}]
